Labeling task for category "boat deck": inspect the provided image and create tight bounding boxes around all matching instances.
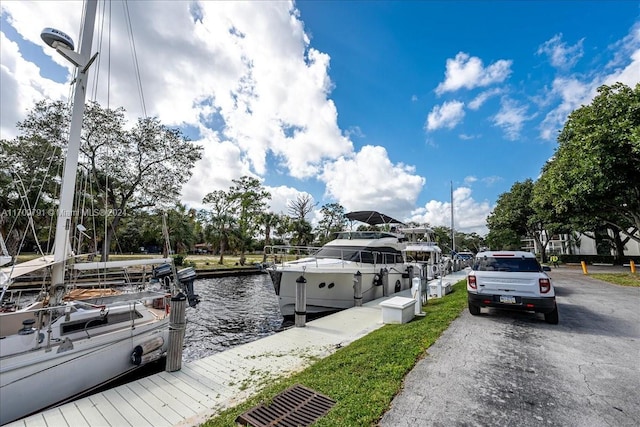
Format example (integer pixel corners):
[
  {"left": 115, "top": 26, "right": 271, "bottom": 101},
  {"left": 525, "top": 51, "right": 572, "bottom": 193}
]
[{"left": 7, "top": 272, "right": 468, "bottom": 427}]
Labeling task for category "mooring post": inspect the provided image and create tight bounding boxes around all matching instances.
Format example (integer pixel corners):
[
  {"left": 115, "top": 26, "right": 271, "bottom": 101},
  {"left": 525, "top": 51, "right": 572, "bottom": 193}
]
[
  {"left": 295, "top": 275, "right": 307, "bottom": 327},
  {"left": 381, "top": 268, "right": 389, "bottom": 297},
  {"left": 353, "top": 271, "right": 362, "bottom": 307},
  {"left": 581, "top": 261, "right": 588, "bottom": 275},
  {"left": 166, "top": 292, "right": 186, "bottom": 372}
]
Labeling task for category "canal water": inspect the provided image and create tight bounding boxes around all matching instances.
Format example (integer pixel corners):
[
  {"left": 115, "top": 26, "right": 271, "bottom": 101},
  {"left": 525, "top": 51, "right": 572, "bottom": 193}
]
[
  {"left": 93, "top": 272, "right": 285, "bottom": 394},
  {"left": 182, "top": 273, "right": 284, "bottom": 362}
]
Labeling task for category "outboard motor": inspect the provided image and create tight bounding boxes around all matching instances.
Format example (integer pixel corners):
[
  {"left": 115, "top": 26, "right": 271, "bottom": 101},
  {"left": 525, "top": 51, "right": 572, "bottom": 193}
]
[
  {"left": 153, "top": 263, "right": 172, "bottom": 278},
  {"left": 177, "top": 267, "right": 200, "bottom": 307}
]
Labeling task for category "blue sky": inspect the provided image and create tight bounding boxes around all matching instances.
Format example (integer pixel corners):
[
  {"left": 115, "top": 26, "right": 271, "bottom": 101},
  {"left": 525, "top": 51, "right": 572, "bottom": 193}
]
[{"left": 1, "top": 1, "right": 639, "bottom": 235}]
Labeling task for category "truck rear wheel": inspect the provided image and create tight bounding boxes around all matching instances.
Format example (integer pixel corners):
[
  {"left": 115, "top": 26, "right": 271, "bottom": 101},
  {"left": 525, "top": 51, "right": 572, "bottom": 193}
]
[
  {"left": 544, "top": 304, "right": 559, "bottom": 324},
  {"left": 468, "top": 303, "right": 481, "bottom": 315}
]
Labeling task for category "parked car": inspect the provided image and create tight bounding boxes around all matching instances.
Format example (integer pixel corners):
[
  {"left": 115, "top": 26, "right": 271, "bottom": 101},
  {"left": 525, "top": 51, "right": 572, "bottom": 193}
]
[{"left": 466, "top": 251, "right": 559, "bottom": 324}]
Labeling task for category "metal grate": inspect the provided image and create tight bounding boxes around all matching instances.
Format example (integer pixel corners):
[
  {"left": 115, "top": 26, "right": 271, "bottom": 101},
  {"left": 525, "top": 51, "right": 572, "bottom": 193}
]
[{"left": 236, "top": 384, "right": 336, "bottom": 427}]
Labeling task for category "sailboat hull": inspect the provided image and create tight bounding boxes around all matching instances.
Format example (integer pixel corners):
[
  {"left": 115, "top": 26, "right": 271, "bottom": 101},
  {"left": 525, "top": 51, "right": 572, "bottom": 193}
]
[{"left": 0, "top": 312, "right": 169, "bottom": 425}]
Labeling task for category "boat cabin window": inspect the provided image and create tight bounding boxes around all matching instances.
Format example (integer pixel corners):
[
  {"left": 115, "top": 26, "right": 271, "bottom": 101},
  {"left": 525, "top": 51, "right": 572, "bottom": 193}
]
[
  {"left": 406, "top": 252, "right": 433, "bottom": 262},
  {"left": 315, "top": 246, "right": 403, "bottom": 264},
  {"left": 60, "top": 310, "right": 142, "bottom": 335},
  {"left": 334, "top": 231, "right": 397, "bottom": 240}
]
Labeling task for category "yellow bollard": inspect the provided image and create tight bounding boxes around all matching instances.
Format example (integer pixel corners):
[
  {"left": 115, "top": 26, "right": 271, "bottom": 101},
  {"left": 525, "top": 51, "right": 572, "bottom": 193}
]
[
  {"left": 631, "top": 260, "right": 636, "bottom": 274},
  {"left": 581, "top": 261, "right": 588, "bottom": 275}
]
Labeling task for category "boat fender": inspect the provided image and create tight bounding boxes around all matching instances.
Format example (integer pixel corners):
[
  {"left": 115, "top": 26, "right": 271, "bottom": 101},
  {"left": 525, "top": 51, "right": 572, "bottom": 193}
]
[
  {"left": 130, "top": 336, "right": 165, "bottom": 365},
  {"left": 373, "top": 274, "right": 382, "bottom": 287},
  {"left": 131, "top": 348, "right": 164, "bottom": 366}
]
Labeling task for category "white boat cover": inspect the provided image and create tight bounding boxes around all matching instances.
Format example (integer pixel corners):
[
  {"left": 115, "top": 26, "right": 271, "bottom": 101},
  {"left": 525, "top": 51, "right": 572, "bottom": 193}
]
[
  {"left": 70, "top": 258, "right": 173, "bottom": 270},
  {"left": 0, "top": 255, "right": 57, "bottom": 279}
]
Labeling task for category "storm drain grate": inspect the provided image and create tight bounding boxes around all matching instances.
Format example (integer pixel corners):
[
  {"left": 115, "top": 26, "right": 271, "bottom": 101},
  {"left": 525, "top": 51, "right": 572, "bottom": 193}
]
[{"left": 235, "top": 384, "right": 336, "bottom": 427}]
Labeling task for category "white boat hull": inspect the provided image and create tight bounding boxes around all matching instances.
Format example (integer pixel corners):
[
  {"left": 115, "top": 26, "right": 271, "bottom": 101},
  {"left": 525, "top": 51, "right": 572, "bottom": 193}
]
[
  {"left": 0, "top": 311, "right": 168, "bottom": 425},
  {"left": 270, "top": 260, "right": 414, "bottom": 317}
]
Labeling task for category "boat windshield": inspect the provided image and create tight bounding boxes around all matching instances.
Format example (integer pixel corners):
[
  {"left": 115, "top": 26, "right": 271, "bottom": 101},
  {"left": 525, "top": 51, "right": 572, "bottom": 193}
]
[
  {"left": 334, "top": 231, "right": 398, "bottom": 240},
  {"left": 315, "top": 246, "right": 403, "bottom": 264}
]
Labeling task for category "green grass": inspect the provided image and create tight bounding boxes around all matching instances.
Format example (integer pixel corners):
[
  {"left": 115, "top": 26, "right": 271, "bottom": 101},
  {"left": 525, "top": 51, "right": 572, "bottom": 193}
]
[
  {"left": 202, "top": 280, "right": 468, "bottom": 427},
  {"left": 590, "top": 273, "right": 640, "bottom": 287}
]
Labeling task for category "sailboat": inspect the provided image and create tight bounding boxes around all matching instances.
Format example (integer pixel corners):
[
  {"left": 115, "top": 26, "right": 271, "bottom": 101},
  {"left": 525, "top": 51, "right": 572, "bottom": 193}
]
[{"left": 0, "top": 2, "right": 196, "bottom": 424}]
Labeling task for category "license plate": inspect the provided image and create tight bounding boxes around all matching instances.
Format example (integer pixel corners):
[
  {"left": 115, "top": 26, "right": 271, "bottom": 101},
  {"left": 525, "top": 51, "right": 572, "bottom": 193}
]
[{"left": 499, "top": 295, "right": 516, "bottom": 304}]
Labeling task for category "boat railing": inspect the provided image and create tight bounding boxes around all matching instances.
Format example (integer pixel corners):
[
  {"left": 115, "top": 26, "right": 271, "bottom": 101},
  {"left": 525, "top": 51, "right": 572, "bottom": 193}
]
[
  {"left": 0, "top": 293, "right": 170, "bottom": 349},
  {"left": 0, "top": 287, "right": 42, "bottom": 312},
  {"left": 263, "top": 245, "right": 321, "bottom": 264}
]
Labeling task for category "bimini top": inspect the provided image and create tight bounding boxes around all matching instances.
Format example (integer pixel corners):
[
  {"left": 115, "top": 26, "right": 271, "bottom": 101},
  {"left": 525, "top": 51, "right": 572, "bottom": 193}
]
[{"left": 345, "top": 211, "right": 405, "bottom": 226}]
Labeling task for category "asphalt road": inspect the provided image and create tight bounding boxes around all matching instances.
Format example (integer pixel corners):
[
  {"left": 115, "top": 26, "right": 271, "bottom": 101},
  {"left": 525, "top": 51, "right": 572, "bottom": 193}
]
[{"left": 379, "top": 266, "right": 640, "bottom": 427}]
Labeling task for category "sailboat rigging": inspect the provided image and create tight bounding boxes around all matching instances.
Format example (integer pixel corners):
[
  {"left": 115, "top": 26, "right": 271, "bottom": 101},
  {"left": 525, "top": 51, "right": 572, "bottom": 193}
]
[{"left": 0, "top": 1, "right": 198, "bottom": 424}]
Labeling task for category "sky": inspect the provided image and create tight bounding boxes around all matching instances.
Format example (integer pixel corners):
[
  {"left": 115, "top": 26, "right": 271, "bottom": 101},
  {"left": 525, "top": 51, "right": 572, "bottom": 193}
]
[{"left": 1, "top": 1, "right": 639, "bottom": 236}]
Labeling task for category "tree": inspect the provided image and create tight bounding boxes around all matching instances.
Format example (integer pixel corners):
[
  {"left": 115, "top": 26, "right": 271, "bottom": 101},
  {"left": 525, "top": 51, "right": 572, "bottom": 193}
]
[
  {"left": 86, "top": 104, "right": 202, "bottom": 260},
  {"left": 432, "top": 226, "right": 452, "bottom": 253},
  {"left": 258, "top": 211, "right": 279, "bottom": 261},
  {"left": 287, "top": 193, "right": 316, "bottom": 220},
  {"left": 487, "top": 179, "right": 560, "bottom": 261},
  {"left": 4, "top": 100, "right": 203, "bottom": 261},
  {"left": 535, "top": 83, "right": 640, "bottom": 245},
  {"left": 315, "top": 203, "right": 346, "bottom": 244},
  {"left": 1, "top": 100, "right": 70, "bottom": 254},
  {"left": 273, "top": 213, "right": 292, "bottom": 244},
  {"left": 228, "top": 176, "right": 271, "bottom": 265},
  {"left": 163, "top": 204, "right": 198, "bottom": 255},
  {"left": 202, "top": 189, "right": 236, "bottom": 265},
  {"left": 287, "top": 194, "right": 316, "bottom": 246},
  {"left": 202, "top": 177, "right": 271, "bottom": 265}
]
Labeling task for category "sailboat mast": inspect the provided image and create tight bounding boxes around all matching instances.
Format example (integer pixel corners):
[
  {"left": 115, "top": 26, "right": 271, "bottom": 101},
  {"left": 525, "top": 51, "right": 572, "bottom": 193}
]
[
  {"left": 51, "top": 0, "right": 98, "bottom": 289},
  {"left": 450, "top": 181, "right": 455, "bottom": 254}
]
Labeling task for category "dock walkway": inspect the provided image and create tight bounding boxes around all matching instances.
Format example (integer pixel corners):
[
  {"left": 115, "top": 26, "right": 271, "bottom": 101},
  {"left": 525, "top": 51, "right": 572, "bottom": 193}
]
[{"left": 8, "top": 271, "right": 469, "bottom": 427}]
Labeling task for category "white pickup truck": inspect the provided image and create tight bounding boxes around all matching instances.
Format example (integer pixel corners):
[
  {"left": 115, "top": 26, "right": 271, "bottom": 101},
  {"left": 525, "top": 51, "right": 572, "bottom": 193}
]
[{"left": 466, "top": 251, "right": 559, "bottom": 324}]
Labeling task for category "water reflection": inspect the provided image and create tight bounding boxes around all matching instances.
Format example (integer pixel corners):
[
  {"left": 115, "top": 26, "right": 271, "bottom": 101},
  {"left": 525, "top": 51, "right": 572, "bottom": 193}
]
[{"left": 182, "top": 273, "right": 284, "bottom": 362}]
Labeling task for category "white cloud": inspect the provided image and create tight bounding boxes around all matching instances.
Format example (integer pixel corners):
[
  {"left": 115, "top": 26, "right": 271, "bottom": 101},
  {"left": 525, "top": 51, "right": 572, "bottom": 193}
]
[
  {"left": 320, "top": 145, "right": 425, "bottom": 221},
  {"left": 464, "top": 176, "right": 477, "bottom": 185},
  {"left": 266, "top": 186, "right": 314, "bottom": 217},
  {"left": 537, "top": 34, "right": 584, "bottom": 70},
  {"left": 0, "top": 31, "right": 67, "bottom": 139},
  {"left": 426, "top": 100, "right": 465, "bottom": 131},
  {"left": 408, "top": 187, "right": 492, "bottom": 235},
  {"left": 435, "top": 52, "right": 512, "bottom": 95},
  {"left": 602, "top": 22, "right": 640, "bottom": 87},
  {"left": 538, "top": 77, "right": 590, "bottom": 140},
  {"left": 538, "top": 22, "right": 640, "bottom": 141},
  {"left": 481, "top": 176, "right": 502, "bottom": 186},
  {"left": 468, "top": 88, "right": 502, "bottom": 110},
  {"left": 493, "top": 97, "right": 530, "bottom": 140},
  {"left": 1, "top": 0, "right": 353, "bottom": 197},
  {"left": 181, "top": 136, "right": 251, "bottom": 207}
]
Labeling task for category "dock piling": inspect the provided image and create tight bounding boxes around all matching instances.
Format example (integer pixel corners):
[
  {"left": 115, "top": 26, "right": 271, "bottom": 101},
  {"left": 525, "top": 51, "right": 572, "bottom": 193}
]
[
  {"left": 354, "top": 271, "right": 362, "bottom": 307},
  {"left": 381, "top": 268, "right": 389, "bottom": 297},
  {"left": 166, "top": 292, "right": 186, "bottom": 372},
  {"left": 295, "top": 275, "right": 307, "bottom": 327}
]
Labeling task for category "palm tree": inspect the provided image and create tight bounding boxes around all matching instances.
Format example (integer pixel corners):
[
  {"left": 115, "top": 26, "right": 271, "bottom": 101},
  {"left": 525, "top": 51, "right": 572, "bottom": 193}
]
[{"left": 259, "top": 212, "right": 279, "bottom": 261}]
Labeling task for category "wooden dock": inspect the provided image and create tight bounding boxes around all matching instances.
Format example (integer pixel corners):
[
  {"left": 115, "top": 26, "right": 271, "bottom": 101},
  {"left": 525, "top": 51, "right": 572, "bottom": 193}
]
[{"left": 7, "top": 272, "right": 468, "bottom": 427}]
